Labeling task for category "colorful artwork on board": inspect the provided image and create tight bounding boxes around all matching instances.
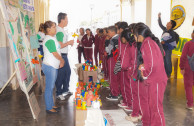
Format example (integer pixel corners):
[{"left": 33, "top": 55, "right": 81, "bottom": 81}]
[{"left": 171, "top": 5, "right": 186, "bottom": 30}]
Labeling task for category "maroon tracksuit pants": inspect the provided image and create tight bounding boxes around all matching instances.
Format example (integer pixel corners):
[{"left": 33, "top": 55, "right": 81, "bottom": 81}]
[
  {"left": 120, "top": 70, "right": 132, "bottom": 107},
  {"left": 103, "top": 55, "right": 109, "bottom": 79},
  {"left": 84, "top": 48, "right": 93, "bottom": 64},
  {"left": 139, "top": 81, "right": 166, "bottom": 126},
  {"left": 108, "top": 57, "right": 119, "bottom": 96},
  {"left": 94, "top": 47, "right": 99, "bottom": 66},
  {"left": 183, "top": 67, "right": 194, "bottom": 107},
  {"left": 78, "top": 47, "right": 85, "bottom": 63}
]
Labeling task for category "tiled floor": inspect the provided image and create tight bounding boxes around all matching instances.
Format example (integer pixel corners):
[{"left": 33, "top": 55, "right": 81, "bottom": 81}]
[{"left": 0, "top": 45, "right": 194, "bottom": 126}]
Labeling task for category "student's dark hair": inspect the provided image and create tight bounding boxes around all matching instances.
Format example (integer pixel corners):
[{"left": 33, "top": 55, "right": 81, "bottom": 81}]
[
  {"left": 39, "top": 23, "right": 44, "bottom": 32},
  {"left": 128, "top": 23, "right": 136, "bottom": 32},
  {"left": 58, "top": 12, "right": 67, "bottom": 24},
  {"left": 170, "top": 20, "right": 176, "bottom": 29},
  {"left": 118, "top": 21, "right": 128, "bottom": 30},
  {"left": 107, "top": 26, "right": 117, "bottom": 34},
  {"left": 115, "top": 21, "right": 121, "bottom": 27},
  {"left": 120, "top": 29, "right": 135, "bottom": 46},
  {"left": 133, "top": 22, "right": 164, "bottom": 81},
  {"left": 193, "top": 30, "right": 194, "bottom": 33},
  {"left": 44, "top": 21, "right": 56, "bottom": 34},
  {"left": 99, "top": 29, "right": 103, "bottom": 34},
  {"left": 96, "top": 28, "right": 100, "bottom": 31},
  {"left": 86, "top": 28, "right": 91, "bottom": 31}
]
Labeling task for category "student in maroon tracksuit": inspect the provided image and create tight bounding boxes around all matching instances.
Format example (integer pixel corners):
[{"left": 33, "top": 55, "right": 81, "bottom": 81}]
[
  {"left": 94, "top": 28, "right": 100, "bottom": 66},
  {"left": 134, "top": 23, "right": 167, "bottom": 126},
  {"left": 98, "top": 29, "right": 105, "bottom": 67},
  {"left": 103, "top": 28, "right": 109, "bottom": 80},
  {"left": 180, "top": 30, "right": 194, "bottom": 110},
  {"left": 82, "top": 28, "right": 95, "bottom": 64},
  {"left": 105, "top": 26, "right": 120, "bottom": 100}
]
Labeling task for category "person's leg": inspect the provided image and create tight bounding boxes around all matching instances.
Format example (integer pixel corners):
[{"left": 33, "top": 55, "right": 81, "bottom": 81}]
[
  {"left": 62, "top": 55, "right": 71, "bottom": 93},
  {"left": 84, "top": 48, "right": 88, "bottom": 61},
  {"left": 94, "top": 46, "right": 99, "bottom": 66},
  {"left": 81, "top": 47, "right": 86, "bottom": 61},
  {"left": 42, "top": 64, "right": 58, "bottom": 110},
  {"left": 119, "top": 70, "right": 127, "bottom": 105},
  {"left": 55, "top": 63, "right": 65, "bottom": 96},
  {"left": 130, "top": 78, "right": 140, "bottom": 117},
  {"left": 138, "top": 81, "right": 150, "bottom": 126},
  {"left": 164, "top": 49, "right": 172, "bottom": 77},
  {"left": 184, "top": 67, "right": 194, "bottom": 108},
  {"left": 78, "top": 47, "right": 81, "bottom": 63},
  {"left": 149, "top": 82, "right": 166, "bottom": 126},
  {"left": 110, "top": 57, "right": 119, "bottom": 96},
  {"left": 88, "top": 48, "right": 93, "bottom": 64}
]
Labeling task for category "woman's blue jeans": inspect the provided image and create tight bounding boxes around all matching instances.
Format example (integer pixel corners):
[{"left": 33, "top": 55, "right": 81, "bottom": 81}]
[{"left": 42, "top": 63, "right": 58, "bottom": 110}]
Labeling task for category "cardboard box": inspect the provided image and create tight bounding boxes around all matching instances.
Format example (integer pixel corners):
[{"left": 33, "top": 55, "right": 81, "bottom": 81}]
[
  {"left": 75, "top": 109, "right": 87, "bottom": 126},
  {"left": 83, "top": 71, "right": 97, "bottom": 83},
  {"left": 78, "top": 67, "right": 84, "bottom": 81}
]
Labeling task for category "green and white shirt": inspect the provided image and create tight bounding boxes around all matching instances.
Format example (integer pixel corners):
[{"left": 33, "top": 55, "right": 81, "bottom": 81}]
[
  {"left": 43, "top": 35, "right": 61, "bottom": 69},
  {"left": 37, "top": 31, "right": 45, "bottom": 45},
  {"left": 56, "top": 26, "right": 68, "bottom": 54}
]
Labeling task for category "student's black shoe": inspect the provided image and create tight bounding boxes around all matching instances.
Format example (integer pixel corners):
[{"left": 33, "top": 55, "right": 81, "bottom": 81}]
[
  {"left": 46, "top": 110, "right": 58, "bottom": 114},
  {"left": 106, "top": 95, "right": 119, "bottom": 101},
  {"left": 53, "top": 107, "right": 61, "bottom": 111}
]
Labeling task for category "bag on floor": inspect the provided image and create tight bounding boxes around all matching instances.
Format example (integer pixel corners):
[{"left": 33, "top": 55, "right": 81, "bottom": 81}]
[
  {"left": 114, "top": 60, "right": 121, "bottom": 74},
  {"left": 187, "top": 54, "right": 194, "bottom": 71}
]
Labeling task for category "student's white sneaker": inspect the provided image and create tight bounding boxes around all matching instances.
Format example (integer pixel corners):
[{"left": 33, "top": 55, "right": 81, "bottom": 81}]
[
  {"left": 118, "top": 103, "right": 128, "bottom": 108},
  {"left": 186, "top": 106, "right": 193, "bottom": 110},
  {"left": 57, "top": 95, "right": 65, "bottom": 101},
  {"left": 128, "top": 114, "right": 142, "bottom": 121},
  {"left": 125, "top": 115, "right": 140, "bottom": 123},
  {"left": 124, "top": 107, "right": 133, "bottom": 112}
]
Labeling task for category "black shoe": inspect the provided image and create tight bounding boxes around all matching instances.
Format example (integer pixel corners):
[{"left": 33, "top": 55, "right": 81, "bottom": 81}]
[
  {"left": 46, "top": 110, "right": 58, "bottom": 114},
  {"left": 106, "top": 95, "right": 119, "bottom": 101},
  {"left": 53, "top": 107, "right": 61, "bottom": 111}
]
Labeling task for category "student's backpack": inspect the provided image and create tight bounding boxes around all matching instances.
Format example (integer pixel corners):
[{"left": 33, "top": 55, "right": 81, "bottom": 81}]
[
  {"left": 174, "top": 31, "right": 180, "bottom": 44},
  {"left": 187, "top": 54, "right": 194, "bottom": 71}
]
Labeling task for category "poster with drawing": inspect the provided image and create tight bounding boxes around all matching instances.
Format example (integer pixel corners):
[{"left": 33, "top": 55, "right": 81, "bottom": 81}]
[
  {"left": 0, "top": 0, "right": 40, "bottom": 119},
  {"left": 4, "top": 4, "right": 33, "bottom": 91}
]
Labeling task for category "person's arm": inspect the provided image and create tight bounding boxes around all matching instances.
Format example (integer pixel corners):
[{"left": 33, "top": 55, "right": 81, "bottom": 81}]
[
  {"left": 158, "top": 13, "right": 166, "bottom": 31},
  {"left": 140, "top": 41, "right": 154, "bottom": 78},
  {"left": 56, "top": 32, "right": 74, "bottom": 48},
  {"left": 121, "top": 45, "right": 132, "bottom": 70},
  {"left": 45, "top": 40, "right": 65, "bottom": 68},
  {"left": 179, "top": 42, "right": 189, "bottom": 70}
]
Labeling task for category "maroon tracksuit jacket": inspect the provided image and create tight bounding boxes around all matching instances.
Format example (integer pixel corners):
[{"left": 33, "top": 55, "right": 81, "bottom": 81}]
[
  {"left": 180, "top": 40, "right": 194, "bottom": 108},
  {"left": 140, "top": 37, "right": 168, "bottom": 126},
  {"left": 82, "top": 34, "right": 95, "bottom": 63}
]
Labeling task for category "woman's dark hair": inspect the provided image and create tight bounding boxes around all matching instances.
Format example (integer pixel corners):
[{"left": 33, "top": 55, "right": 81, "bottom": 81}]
[
  {"left": 118, "top": 21, "right": 128, "bottom": 30},
  {"left": 120, "top": 29, "right": 135, "bottom": 46},
  {"left": 44, "top": 21, "right": 56, "bottom": 34},
  {"left": 115, "top": 21, "right": 121, "bottom": 27},
  {"left": 133, "top": 22, "right": 164, "bottom": 81},
  {"left": 39, "top": 23, "right": 44, "bottom": 32},
  {"left": 128, "top": 23, "right": 136, "bottom": 32},
  {"left": 58, "top": 12, "right": 67, "bottom": 24}
]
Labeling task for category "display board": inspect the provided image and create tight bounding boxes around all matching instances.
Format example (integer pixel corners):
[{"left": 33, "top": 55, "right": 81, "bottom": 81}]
[{"left": 0, "top": 0, "right": 40, "bottom": 119}]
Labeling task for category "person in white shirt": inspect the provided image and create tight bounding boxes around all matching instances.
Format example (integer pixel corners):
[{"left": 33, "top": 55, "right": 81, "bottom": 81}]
[
  {"left": 77, "top": 28, "right": 85, "bottom": 63},
  {"left": 55, "top": 12, "right": 74, "bottom": 100},
  {"left": 42, "top": 21, "right": 64, "bottom": 114}
]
